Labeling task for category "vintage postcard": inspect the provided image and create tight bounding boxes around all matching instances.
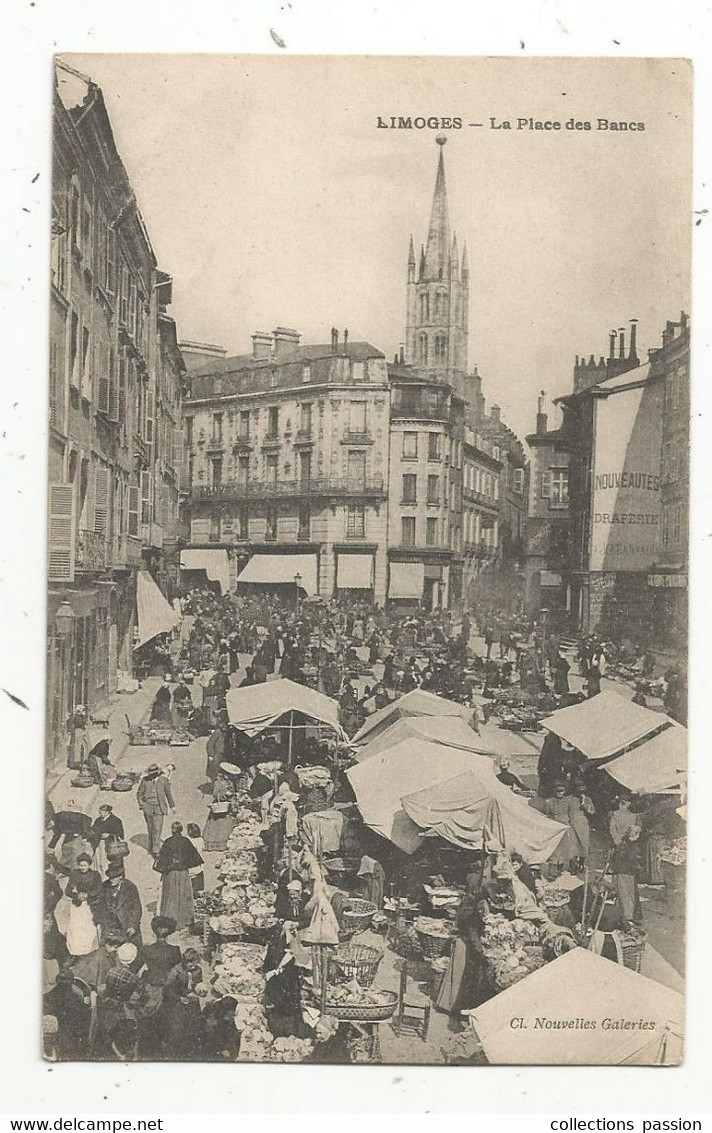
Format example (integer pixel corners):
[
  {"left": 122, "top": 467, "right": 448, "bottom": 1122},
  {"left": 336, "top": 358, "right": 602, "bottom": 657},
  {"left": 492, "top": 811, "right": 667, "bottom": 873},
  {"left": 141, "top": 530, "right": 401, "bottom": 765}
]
[{"left": 43, "top": 54, "right": 690, "bottom": 1066}]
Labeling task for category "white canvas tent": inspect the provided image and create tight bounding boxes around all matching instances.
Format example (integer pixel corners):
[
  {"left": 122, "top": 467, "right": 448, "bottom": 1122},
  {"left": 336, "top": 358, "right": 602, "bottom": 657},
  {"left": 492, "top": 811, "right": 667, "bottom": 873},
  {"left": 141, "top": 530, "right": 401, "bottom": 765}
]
[
  {"left": 179, "top": 548, "right": 230, "bottom": 594},
  {"left": 469, "top": 947, "right": 683, "bottom": 1065},
  {"left": 352, "top": 714, "right": 492, "bottom": 762},
  {"left": 351, "top": 689, "right": 474, "bottom": 746},
  {"left": 235, "top": 553, "right": 317, "bottom": 595},
  {"left": 604, "top": 721, "right": 687, "bottom": 794},
  {"left": 541, "top": 690, "right": 669, "bottom": 760},
  {"left": 347, "top": 738, "right": 568, "bottom": 862},
  {"left": 134, "top": 570, "right": 180, "bottom": 649},
  {"left": 225, "top": 678, "right": 344, "bottom": 738}
]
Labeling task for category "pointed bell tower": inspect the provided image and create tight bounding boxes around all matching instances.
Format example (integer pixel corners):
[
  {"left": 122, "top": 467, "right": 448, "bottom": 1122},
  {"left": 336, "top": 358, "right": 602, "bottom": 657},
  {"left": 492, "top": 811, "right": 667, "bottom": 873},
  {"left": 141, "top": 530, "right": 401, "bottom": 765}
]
[{"left": 405, "top": 136, "right": 469, "bottom": 382}]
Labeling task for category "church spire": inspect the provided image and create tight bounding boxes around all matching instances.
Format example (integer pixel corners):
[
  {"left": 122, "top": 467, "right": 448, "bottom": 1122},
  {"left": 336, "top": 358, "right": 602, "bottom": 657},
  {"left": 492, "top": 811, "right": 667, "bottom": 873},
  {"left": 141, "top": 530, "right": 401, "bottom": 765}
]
[
  {"left": 407, "top": 234, "right": 415, "bottom": 267},
  {"left": 423, "top": 136, "right": 451, "bottom": 280},
  {"left": 461, "top": 240, "right": 469, "bottom": 281}
]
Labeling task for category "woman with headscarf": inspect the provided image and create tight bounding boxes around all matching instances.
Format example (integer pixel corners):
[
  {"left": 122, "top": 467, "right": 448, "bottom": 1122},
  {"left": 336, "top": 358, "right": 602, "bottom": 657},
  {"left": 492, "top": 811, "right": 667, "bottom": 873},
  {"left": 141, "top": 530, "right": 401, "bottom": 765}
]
[
  {"left": 154, "top": 822, "right": 204, "bottom": 931},
  {"left": 436, "top": 875, "right": 491, "bottom": 1016},
  {"left": 202, "top": 771, "right": 235, "bottom": 852},
  {"left": 355, "top": 855, "right": 385, "bottom": 909}
]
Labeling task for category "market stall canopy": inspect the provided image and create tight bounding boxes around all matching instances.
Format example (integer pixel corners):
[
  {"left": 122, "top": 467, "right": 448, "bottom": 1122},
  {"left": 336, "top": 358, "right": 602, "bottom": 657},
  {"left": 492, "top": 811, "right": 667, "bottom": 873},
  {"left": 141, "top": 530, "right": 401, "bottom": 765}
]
[
  {"left": 541, "top": 690, "right": 669, "bottom": 760},
  {"left": 388, "top": 561, "right": 424, "bottom": 599},
  {"left": 179, "top": 548, "right": 230, "bottom": 595},
  {"left": 134, "top": 570, "right": 180, "bottom": 650},
  {"left": 235, "top": 553, "right": 317, "bottom": 595},
  {"left": 352, "top": 715, "right": 493, "bottom": 762},
  {"left": 604, "top": 721, "right": 687, "bottom": 794},
  {"left": 351, "top": 689, "right": 474, "bottom": 746},
  {"left": 469, "top": 948, "right": 683, "bottom": 1065},
  {"left": 347, "top": 738, "right": 567, "bottom": 861},
  {"left": 336, "top": 554, "right": 374, "bottom": 590},
  {"left": 225, "top": 677, "right": 344, "bottom": 737}
]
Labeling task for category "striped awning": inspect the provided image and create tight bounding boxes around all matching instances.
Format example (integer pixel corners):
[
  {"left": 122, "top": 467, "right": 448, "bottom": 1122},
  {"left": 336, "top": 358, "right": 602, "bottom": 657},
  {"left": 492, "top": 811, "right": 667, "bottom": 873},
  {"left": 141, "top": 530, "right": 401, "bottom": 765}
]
[
  {"left": 336, "top": 554, "right": 374, "bottom": 589},
  {"left": 389, "top": 561, "right": 424, "bottom": 599},
  {"left": 236, "top": 553, "right": 317, "bottom": 595},
  {"left": 134, "top": 570, "right": 180, "bottom": 649}
]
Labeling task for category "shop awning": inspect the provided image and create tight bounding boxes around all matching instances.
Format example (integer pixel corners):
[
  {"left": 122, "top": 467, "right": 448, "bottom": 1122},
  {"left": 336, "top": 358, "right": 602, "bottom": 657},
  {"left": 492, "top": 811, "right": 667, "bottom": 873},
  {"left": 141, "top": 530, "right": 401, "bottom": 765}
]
[
  {"left": 180, "top": 548, "right": 230, "bottom": 595},
  {"left": 352, "top": 715, "right": 493, "bottom": 762},
  {"left": 351, "top": 688, "right": 474, "bottom": 746},
  {"left": 388, "top": 561, "right": 424, "bottom": 599},
  {"left": 235, "top": 553, "right": 317, "bottom": 595},
  {"left": 336, "top": 554, "right": 374, "bottom": 589},
  {"left": 134, "top": 570, "right": 180, "bottom": 649},
  {"left": 469, "top": 948, "right": 683, "bottom": 1066},
  {"left": 226, "top": 677, "right": 344, "bottom": 737},
  {"left": 604, "top": 721, "right": 687, "bottom": 794},
  {"left": 541, "top": 690, "right": 669, "bottom": 761},
  {"left": 347, "top": 738, "right": 567, "bottom": 862}
]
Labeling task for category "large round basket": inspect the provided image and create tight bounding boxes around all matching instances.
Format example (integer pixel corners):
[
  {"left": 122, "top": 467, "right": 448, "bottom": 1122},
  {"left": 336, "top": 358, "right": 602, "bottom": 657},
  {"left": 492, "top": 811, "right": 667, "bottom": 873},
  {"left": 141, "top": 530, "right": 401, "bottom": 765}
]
[
  {"left": 329, "top": 942, "right": 383, "bottom": 988},
  {"left": 324, "top": 991, "right": 398, "bottom": 1023},
  {"left": 416, "top": 927, "right": 453, "bottom": 959},
  {"left": 341, "top": 899, "right": 377, "bottom": 936},
  {"left": 111, "top": 776, "right": 134, "bottom": 792},
  {"left": 619, "top": 927, "right": 647, "bottom": 972}
]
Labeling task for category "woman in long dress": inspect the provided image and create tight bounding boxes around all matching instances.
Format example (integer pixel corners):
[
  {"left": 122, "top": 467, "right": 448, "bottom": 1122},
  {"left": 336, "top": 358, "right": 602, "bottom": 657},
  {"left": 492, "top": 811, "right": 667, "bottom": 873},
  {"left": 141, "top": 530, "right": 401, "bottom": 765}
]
[
  {"left": 61, "top": 892, "right": 100, "bottom": 957},
  {"left": 202, "top": 772, "right": 236, "bottom": 852},
  {"left": 543, "top": 781, "right": 591, "bottom": 864},
  {"left": 436, "top": 877, "right": 490, "bottom": 1016},
  {"left": 153, "top": 822, "right": 204, "bottom": 931}
]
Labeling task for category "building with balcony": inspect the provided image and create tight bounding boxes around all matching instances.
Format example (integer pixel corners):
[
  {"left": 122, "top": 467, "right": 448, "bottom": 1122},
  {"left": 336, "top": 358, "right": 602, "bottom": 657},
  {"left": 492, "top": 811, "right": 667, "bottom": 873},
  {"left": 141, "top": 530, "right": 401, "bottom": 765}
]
[
  {"left": 47, "top": 61, "right": 185, "bottom": 765},
  {"left": 461, "top": 425, "right": 503, "bottom": 611},
  {"left": 181, "top": 327, "right": 390, "bottom": 602}
]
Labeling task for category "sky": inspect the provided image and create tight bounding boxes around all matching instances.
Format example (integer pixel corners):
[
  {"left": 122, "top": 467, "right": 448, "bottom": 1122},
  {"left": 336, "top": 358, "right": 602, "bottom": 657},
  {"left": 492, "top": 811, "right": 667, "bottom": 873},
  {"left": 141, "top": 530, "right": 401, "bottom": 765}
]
[{"left": 62, "top": 54, "right": 692, "bottom": 440}]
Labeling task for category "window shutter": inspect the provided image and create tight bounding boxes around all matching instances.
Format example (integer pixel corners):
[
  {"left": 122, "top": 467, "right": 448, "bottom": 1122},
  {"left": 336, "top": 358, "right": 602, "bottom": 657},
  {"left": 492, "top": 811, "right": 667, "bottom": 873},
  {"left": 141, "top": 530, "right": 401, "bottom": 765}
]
[
  {"left": 108, "top": 346, "right": 119, "bottom": 422},
  {"left": 140, "top": 470, "right": 152, "bottom": 526},
  {"left": 540, "top": 472, "right": 551, "bottom": 498},
  {"left": 127, "top": 484, "right": 139, "bottom": 537},
  {"left": 117, "top": 352, "right": 127, "bottom": 424},
  {"left": 97, "top": 342, "right": 110, "bottom": 415},
  {"left": 145, "top": 389, "right": 154, "bottom": 445},
  {"left": 106, "top": 227, "right": 116, "bottom": 295},
  {"left": 48, "top": 483, "right": 75, "bottom": 582},
  {"left": 94, "top": 465, "right": 109, "bottom": 538}
]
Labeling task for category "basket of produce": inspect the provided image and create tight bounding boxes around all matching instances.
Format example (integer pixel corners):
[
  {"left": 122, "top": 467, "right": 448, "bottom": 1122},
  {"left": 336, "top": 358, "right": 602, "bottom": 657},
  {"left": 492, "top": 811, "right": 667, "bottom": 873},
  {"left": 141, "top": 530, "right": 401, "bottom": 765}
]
[
  {"left": 323, "top": 857, "right": 360, "bottom": 886},
  {"left": 111, "top": 772, "right": 138, "bottom": 792},
  {"left": 618, "top": 925, "right": 647, "bottom": 972},
  {"left": 414, "top": 915, "right": 456, "bottom": 958},
  {"left": 329, "top": 942, "right": 383, "bottom": 987},
  {"left": 341, "top": 898, "right": 377, "bottom": 936},
  {"left": 324, "top": 984, "right": 398, "bottom": 1022}
]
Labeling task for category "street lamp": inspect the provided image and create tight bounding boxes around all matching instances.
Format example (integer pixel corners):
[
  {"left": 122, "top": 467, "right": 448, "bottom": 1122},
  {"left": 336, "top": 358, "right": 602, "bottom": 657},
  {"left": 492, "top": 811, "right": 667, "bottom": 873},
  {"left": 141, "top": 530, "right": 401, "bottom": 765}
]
[
  {"left": 55, "top": 599, "right": 75, "bottom": 638},
  {"left": 294, "top": 572, "right": 302, "bottom": 612}
]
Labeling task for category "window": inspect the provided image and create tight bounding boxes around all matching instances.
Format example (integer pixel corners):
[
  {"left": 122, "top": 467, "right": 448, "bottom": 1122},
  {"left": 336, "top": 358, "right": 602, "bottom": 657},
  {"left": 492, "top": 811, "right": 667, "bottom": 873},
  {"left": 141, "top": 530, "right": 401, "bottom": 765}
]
[
  {"left": 210, "top": 513, "right": 221, "bottom": 542},
  {"left": 106, "top": 225, "right": 116, "bottom": 295},
  {"left": 347, "top": 504, "right": 365, "bottom": 539},
  {"left": 301, "top": 364, "right": 311, "bottom": 385},
  {"left": 81, "top": 198, "right": 93, "bottom": 265},
  {"left": 402, "top": 473, "right": 417, "bottom": 504},
  {"left": 428, "top": 432, "right": 441, "bottom": 460},
  {"left": 426, "top": 517, "right": 438, "bottom": 546},
  {"left": 51, "top": 203, "right": 68, "bottom": 293},
  {"left": 347, "top": 450, "right": 366, "bottom": 487},
  {"left": 513, "top": 468, "right": 525, "bottom": 494},
  {"left": 185, "top": 417, "right": 194, "bottom": 447},
  {"left": 69, "top": 310, "right": 80, "bottom": 389},
  {"left": 69, "top": 180, "right": 80, "bottom": 251},
  {"left": 550, "top": 470, "right": 568, "bottom": 506},
  {"left": 419, "top": 334, "right": 428, "bottom": 365},
  {"left": 673, "top": 505, "right": 682, "bottom": 546},
  {"left": 140, "top": 471, "right": 152, "bottom": 526},
  {"left": 352, "top": 361, "right": 365, "bottom": 381},
  {"left": 299, "top": 451, "right": 312, "bottom": 484},
  {"left": 349, "top": 400, "right": 367, "bottom": 434},
  {"left": 434, "top": 335, "right": 447, "bottom": 363},
  {"left": 419, "top": 294, "right": 430, "bottom": 322},
  {"left": 267, "top": 406, "right": 279, "bottom": 437},
  {"left": 265, "top": 508, "right": 278, "bottom": 541},
  {"left": 484, "top": 473, "right": 491, "bottom": 497},
  {"left": 237, "top": 507, "right": 249, "bottom": 540},
  {"left": 427, "top": 474, "right": 440, "bottom": 504},
  {"left": 298, "top": 503, "right": 310, "bottom": 541},
  {"left": 211, "top": 413, "right": 223, "bottom": 444},
  {"left": 403, "top": 432, "right": 418, "bottom": 460},
  {"left": 236, "top": 455, "right": 249, "bottom": 485},
  {"left": 401, "top": 516, "right": 416, "bottom": 546},
  {"left": 662, "top": 506, "right": 670, "bottom": 549},
  {"left": 120, "top": 263, "right": 130, "bottom": 325},
  {"left": 239, "top": 410, "right": 250, "bottom": 439},
  {"left": 80, "top": 326, "right": 91, "bottom": 399},
  {"left": 300, "top": 402, "right": 312, "bottom": 434},
  {"left": 211, "top": 457, "right": 222, "bottom": 487},
  {"left": 264, "top": 454, "right": 278, "bottom": 485},
  {"left": 493, "top": 476, "right": 500, "bottom": 501}
]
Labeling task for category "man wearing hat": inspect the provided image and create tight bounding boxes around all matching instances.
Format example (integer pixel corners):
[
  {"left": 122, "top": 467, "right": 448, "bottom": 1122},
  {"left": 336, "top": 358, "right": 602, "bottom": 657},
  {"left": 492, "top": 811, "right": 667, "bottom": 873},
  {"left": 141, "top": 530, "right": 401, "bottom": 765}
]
[
  {"left": 103, "top": 862, "right": 143, "bottom": 946},
  {"left": 136, "top": 763, "right": 175, "bottom": 857}
]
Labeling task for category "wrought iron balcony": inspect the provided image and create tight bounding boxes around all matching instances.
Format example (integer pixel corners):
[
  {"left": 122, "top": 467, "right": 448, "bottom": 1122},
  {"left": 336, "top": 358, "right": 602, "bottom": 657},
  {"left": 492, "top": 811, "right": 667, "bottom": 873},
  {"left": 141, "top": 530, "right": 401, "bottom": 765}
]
[
  {"left": 111, "top": 534, "right": 143, "bottom": 568},
  {"left": 341, "top": 430, "right": 373, "bottom": 445},
  {"left": 391, "top": 402, "right": 450, "bottom": 422},
  {"left": 192, "top": 475, "right": 386, "bottom": 502}
]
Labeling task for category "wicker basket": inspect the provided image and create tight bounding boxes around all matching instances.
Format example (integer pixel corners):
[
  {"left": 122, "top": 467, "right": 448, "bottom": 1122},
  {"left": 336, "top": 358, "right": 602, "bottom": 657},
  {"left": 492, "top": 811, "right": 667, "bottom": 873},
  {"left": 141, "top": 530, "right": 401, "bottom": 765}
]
[
  {"left": 341, "top": 899, "right": 377, "bottom": 935},
  {"left": 325, "top": 991, "right": 398, "bottom": 1022},
  {"left": 416, "top": 927, "right": 454, "bottom": 959},
  {"left": 329, "top": 942, "right": 383, "bottom": 988},
  {"left": 619, "top": 927, "right": 647, "bottom": 972}
]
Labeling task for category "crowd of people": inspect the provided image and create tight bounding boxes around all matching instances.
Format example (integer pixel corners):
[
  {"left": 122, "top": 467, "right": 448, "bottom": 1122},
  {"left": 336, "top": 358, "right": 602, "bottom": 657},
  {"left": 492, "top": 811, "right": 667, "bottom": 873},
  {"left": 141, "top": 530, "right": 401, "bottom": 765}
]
[{"left": 43, "top": 585, "right": 685, "bottom": 1061}]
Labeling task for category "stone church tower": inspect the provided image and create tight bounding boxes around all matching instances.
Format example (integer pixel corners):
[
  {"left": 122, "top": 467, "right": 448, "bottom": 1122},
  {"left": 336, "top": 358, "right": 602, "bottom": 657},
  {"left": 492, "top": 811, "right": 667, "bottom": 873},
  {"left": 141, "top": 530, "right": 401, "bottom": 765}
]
[{"left": 405, "top": 136, "right": 469, "bottom": 386}]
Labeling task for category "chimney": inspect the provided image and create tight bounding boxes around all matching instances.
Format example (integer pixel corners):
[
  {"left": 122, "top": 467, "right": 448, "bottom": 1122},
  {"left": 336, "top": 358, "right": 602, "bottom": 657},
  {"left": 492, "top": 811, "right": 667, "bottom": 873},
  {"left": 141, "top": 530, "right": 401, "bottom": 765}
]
[
  {"left": 629, "top": 318, "right": 638, "bottom": 362},
  {"left": 251, "top": 331, "right": 273, "bottom": 360},
  {"left": 618, "top": 328, "right": 626, "bottom": 359},
  {"left": 331, "top": 327, "right": 338, "bottom": 353},
  {"left": 272, "top": 327, "right": 301, "bottom": 358},
  {"left": 343, "top": 328, "right": 349, "bottom": 349},
  {"left": 490, "top": 404, "right": 501, "bottom": 425},
  {"left": 536, "top": 391, "right": 548, "bottom": 436},
  {"left": 399, "top": 342, "right": 405, "bottom": 365},
  {"left": 609, "top": 330, "right": 617, "bottom": 360}
]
